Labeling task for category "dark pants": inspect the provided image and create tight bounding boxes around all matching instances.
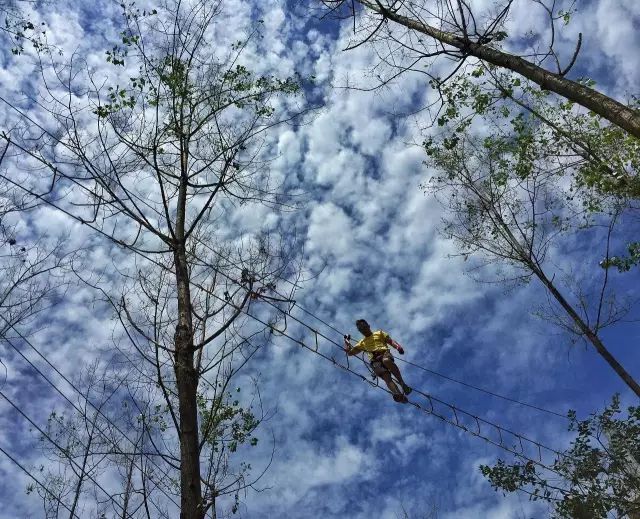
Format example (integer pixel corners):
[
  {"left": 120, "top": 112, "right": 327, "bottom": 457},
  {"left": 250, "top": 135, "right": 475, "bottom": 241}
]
[{"left": 370, "top": 351, "right": 394, "bottom": 377}]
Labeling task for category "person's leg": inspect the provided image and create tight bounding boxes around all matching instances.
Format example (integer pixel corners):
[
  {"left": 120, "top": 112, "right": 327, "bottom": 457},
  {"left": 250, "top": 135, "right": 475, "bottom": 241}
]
[
  {"left": 382, "top": 357, "right": 412, "bottom": 394},
  {"left": 379, "top": 372, "right": 403, "bottom": 398},
  {"left": 372, "top": 358, "right": 407, "bottom": 402}
]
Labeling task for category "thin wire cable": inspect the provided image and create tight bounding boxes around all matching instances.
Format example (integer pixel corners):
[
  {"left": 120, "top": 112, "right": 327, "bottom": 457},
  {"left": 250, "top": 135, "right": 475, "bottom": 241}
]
[
  {"left": 281, "top": 295, "right": 568, "bottom": 419},
  {"left": 0, "top": 443, "right": 81, "bottom": 518},
  {"left": 0, "top": 319, "right": 181, "bottom": 511},
  {"left": 396, "top": 357, "right": 568, "bottom": 419},
  {"left": 245, "top": 286, "right": 570, "bottom": 421},
  {"left": 4, "top": 188, "right": 568, "bottom": 460},
  {"left": 0, "top": 213, "right": 589, "bottom": 511},
  {"left": 1, "top": 172, "right": 583, "bottom": 511},
  {"left": 1, "top": 145, "right": 569, "bottom": 484},
  {"left": 2, "top": 126, "right": 566, "bottom": 422},
  {"left": 204, "top": 287, "right": 565, "bottom": 469},
  {"left": 188, "top": 235, "right": 569, "bottom": 420},
  {"left": 78, "top": 224, "right": 567, "bottom": 471},
  {"left": 0, "top": 388, "right": 134, "bottom": 518}
]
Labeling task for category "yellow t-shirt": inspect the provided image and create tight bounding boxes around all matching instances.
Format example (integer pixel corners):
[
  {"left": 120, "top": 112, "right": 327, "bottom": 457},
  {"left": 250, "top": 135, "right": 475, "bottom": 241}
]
[{"left": 355, "top": 330, "right": 390, "bottom": 360}]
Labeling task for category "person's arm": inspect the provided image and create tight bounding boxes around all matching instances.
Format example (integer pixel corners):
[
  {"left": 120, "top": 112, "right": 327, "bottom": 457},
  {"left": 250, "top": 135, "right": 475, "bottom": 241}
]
[
  {"left": 344, "top": 335, "right": 361, "bottom": 356},
  {"left": 385, "top": 336, "right": 405, "bottom": 354}
]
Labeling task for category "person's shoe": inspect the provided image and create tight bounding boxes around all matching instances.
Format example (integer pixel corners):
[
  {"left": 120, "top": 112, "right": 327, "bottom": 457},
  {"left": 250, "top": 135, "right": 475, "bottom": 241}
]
[
  {"left": 402, "top": 384, "right": 412, "bottom": 395},
  {"left": 392, "top": 393, "right": 408, "bottom": 403}
]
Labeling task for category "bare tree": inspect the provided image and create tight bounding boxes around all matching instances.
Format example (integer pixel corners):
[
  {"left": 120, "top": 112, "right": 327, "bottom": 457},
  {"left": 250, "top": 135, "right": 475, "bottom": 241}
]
[
  {"left": 0, "top": 142, "right": 72, "bottom": 342},
  {"left": 0, "top": 0, "right": 306, "bottom": 517},
  {"left": 33, "top": 367, "right": 127, "bottom": 519},
  {"left": 318, "top": 0, "right": 640, "bottom": 138},
  {"left": 424, "top": 115, "right": 640, "bottom": 396},
  {"left": 28, "top": 356, "right": 273, "bottom": 518}
]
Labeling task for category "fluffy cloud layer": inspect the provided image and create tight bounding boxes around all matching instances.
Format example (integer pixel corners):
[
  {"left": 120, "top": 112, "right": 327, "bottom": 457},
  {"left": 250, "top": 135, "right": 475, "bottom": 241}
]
[{"left": 1, "top": 1, "right": 639, "bottom": 518}]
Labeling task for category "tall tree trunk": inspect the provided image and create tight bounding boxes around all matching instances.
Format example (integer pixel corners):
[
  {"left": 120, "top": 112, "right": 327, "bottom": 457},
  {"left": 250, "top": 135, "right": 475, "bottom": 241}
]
[
  {"left": 174, "top": 136, "right": 203, "bottom": 518},
  {"left": 174, "top": 249, "right": 203, "bottom": 519},
  {"left": 534, "top": 266, "right": 640, "bottom": 398},
  {"left": 357, "top": 0, "right": 640, "bottom": 139},
  {"left": 482, "top": 197, "right": 640, "bottom": 398}
]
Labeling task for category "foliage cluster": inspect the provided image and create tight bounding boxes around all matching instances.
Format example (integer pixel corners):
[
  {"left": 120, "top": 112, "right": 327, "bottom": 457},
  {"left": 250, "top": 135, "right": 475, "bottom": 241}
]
[{"left": 481, "top": 395, "right": 640, "bottom": 518}]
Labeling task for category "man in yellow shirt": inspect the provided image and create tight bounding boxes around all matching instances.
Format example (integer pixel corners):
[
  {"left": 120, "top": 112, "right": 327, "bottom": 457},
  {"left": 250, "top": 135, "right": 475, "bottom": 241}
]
[{"left": 344, "top": 319, "right": 412, "bottom": 403}]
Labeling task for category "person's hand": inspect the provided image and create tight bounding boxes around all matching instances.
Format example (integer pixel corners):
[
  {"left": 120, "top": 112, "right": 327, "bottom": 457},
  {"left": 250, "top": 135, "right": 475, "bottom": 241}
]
[{"left": 396, "top": 346, "right": 405, "bottom": 355}]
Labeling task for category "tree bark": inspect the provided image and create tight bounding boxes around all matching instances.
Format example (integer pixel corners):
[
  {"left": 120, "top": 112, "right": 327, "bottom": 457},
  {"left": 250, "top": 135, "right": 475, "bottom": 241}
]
[
  {"left": 174, "top": 249, "right": 204, "bottom": 519},
  {"left": 357, "top": 0, "right": 640, "bottom": 139},
  {"left": 174, "top": 136, "right": 203, "bottom": 518}
]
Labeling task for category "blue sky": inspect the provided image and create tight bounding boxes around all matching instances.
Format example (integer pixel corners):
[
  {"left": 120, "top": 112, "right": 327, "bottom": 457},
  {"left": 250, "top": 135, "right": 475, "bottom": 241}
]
[{"left": 0, "top": 0, "right": 639, "bottom": 517}]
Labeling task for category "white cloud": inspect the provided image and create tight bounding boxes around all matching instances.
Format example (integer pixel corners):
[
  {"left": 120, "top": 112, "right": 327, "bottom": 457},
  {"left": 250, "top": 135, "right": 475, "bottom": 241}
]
[
  {"left": 306, "top": 201, "right": 356, "bottom": 260},
  {"left": 1, "top": 0, "right": 638, "bottom": 517}
]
